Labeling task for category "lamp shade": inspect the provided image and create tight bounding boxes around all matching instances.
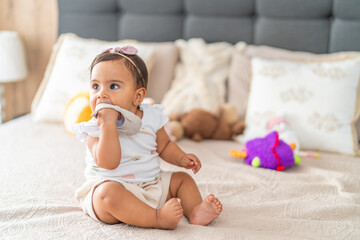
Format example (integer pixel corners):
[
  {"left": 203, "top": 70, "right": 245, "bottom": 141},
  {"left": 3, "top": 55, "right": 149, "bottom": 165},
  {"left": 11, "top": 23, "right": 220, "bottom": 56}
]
[{"left": 0, "top": 31, "right": 27, "bottom": 83}]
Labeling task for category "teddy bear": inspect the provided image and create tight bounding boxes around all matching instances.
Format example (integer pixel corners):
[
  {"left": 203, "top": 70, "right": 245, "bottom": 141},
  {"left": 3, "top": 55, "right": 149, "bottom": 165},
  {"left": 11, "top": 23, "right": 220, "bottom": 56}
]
[{"left": 167, "top": 103, "right": 245, "bottom": 141}]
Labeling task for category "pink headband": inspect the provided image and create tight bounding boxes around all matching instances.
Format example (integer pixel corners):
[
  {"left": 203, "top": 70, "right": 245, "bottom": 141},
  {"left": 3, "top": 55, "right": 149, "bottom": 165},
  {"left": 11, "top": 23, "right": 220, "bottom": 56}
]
[
  {"left": 103, "top": 46, "right": 138, "bottom": 55},
  {"left": 102, "top": 46, "right": 143, "bottom": 81}
]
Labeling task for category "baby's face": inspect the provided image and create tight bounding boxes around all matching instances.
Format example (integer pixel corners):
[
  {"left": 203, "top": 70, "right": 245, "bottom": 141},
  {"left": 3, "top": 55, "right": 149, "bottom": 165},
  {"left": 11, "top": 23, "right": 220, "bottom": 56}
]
[{"left": 90, "top": 59, "right": 138, "bottom": 113}]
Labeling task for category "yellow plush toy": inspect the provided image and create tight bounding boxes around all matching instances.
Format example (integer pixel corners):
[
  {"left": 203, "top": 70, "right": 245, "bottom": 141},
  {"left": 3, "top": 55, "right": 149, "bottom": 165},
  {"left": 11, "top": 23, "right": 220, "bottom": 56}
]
[{"left": 64, "top": 91, "right": 92, "bottom": 134}]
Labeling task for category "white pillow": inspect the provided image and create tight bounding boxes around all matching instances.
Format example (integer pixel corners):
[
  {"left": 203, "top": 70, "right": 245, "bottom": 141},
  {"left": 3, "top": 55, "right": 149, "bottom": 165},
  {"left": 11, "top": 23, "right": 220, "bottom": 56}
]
[
  {"left": 242, "top": 57, "right": 360, "bottom": 155},
  {"left": 31, "top": 33, "right": 155, "bottom": 123},
  {"left": 161, "top": 38, "right": 239, "bottom": 116}
]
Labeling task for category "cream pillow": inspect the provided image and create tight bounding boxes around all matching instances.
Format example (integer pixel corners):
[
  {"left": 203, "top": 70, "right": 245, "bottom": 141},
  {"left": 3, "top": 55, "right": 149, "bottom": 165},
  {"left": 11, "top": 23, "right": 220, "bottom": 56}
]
[
  {"left": 146, "top": 42, "right": 179, "bottom": 104},
  {"left": 228, "top": 45, "right": 360, "bottom": 140},
  {"left": 31, "top": 33, "right": 155, "bottom": 123},
  {"left": 229, "top": 45, "right": 360, "bottom": 120},
  {"left": 242, "top": 57, "right": 360, "bottom": 155},
  {"left": 161, "top": 38, "right": 240, "bottom": 116}
]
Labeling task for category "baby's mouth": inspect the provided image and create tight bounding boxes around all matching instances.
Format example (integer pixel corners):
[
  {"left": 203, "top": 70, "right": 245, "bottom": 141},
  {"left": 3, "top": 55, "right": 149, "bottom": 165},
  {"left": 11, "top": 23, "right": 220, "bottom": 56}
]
[{"left": 97, "top": 99, "right": 112, "bottom": 105}]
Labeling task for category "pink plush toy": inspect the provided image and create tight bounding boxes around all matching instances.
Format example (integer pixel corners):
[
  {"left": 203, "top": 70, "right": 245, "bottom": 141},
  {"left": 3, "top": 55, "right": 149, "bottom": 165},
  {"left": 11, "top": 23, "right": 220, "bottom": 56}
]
[{"left": 230, "top": 131, "right": 301, "bottom": 171}]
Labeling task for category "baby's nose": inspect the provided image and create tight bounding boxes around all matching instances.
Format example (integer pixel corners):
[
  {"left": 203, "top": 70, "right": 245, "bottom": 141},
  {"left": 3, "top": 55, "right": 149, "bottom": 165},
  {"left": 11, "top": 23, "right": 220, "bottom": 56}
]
[
  {"left": 98, "top": 89, "right": 108, "bottom": 98},
  {"left": 98, "top": 94, "right": 108, "bottom": 99}
]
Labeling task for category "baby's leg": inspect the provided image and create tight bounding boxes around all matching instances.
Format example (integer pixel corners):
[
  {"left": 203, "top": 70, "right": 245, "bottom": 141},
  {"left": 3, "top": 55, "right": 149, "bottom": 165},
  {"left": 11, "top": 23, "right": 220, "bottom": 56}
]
[
  {"left": 168, "top": 172, "right": 222, "bottom": 226},
  {"left": 92, "top": 181, "right": 183, "bottom": 229}
]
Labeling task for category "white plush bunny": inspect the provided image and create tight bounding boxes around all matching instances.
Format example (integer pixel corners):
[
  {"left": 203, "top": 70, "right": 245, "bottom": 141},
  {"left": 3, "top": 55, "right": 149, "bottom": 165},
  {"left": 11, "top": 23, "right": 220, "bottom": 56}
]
[
  {"left": 266, "top": 115, "right": 300, "bottom": 152},
  {"left": 266, "top": 115, "right": 319, "bottom": 158}
]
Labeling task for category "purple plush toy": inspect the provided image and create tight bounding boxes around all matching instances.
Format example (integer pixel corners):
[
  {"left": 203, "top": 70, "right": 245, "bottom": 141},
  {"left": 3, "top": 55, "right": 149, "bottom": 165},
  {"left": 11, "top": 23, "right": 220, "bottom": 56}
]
[{"left": 230, "top": 131, "right": 301, "bottom": 171}]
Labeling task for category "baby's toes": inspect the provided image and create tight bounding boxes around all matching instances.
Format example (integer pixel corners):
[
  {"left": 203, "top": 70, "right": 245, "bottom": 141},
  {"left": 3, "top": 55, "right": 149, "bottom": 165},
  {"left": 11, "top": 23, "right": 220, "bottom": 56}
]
[
  {"left": 207, "top": 194, "right": 215, "bottom": 202},
  {"left": 213, "top": 199, "right": 223, "bottom": 212},
  {"left": 211, "top": 197, "right": 219, "bottom": 206},
  {"left": 173, "top": 199, "right": 183, "bottom": 210},
  {"left": 169, "top": 198, "right": 180, "bottom": 205}
]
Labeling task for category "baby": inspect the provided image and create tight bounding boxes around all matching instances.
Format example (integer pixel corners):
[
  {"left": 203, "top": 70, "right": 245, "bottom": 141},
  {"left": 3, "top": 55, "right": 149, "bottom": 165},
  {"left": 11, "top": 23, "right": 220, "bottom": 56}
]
[{"left": 73, "top": 46, "right": 222, "bottom": 229}]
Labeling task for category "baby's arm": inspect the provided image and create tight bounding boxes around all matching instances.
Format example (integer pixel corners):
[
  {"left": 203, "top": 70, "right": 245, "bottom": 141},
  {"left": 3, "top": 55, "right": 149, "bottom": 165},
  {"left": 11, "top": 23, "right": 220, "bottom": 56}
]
[
  {"left": 86, "top": 108, "right": 121, "bottom": 170},
  {"left": 156, "top": 127, "right": 201, "bottom": 174}
]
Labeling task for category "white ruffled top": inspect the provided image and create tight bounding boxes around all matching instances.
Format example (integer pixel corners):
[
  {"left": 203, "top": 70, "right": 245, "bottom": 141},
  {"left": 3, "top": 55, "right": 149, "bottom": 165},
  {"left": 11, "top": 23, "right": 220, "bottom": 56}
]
[{"left": 72, "top": 104, "right": 169, "bottom": 183}]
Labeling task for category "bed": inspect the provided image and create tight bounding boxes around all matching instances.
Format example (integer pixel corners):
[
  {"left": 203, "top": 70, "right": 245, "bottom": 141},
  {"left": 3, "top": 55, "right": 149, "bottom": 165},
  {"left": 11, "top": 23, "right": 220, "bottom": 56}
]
[{"left": 1, "top": 0, "right": 360, "bottom": 239}]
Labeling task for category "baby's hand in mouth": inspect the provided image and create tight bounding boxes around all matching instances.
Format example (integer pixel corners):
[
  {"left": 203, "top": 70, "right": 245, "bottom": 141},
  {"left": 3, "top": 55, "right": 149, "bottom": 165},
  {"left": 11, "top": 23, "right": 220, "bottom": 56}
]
[{"left": 96, "top": 108, "right": 119, "bottom": 126}]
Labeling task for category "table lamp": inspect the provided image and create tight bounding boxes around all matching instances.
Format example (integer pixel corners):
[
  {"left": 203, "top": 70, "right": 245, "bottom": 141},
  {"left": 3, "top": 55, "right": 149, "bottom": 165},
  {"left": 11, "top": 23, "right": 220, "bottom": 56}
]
[{"left": 0, "top": 31, "right": 28, "bottom": 123}]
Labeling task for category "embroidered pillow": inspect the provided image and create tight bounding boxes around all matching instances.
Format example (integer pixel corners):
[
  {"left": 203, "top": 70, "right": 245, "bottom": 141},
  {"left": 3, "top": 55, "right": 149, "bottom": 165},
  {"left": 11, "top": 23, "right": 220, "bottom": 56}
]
[
  {"left": 228, "top": 45, "right": 360, "bottom": 140},
  {"left": 242, "top": 57, "right": 360, "bottom": 155}
]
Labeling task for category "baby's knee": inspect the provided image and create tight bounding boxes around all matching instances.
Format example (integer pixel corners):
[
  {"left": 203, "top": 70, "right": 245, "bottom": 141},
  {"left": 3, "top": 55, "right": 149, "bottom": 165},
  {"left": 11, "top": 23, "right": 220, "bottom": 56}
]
[
  {"left": 93, "top": 181, "right": 125, "bottom": 207},
  {"left": 173, "top": 171, "right": 194, "bottom": 183}
]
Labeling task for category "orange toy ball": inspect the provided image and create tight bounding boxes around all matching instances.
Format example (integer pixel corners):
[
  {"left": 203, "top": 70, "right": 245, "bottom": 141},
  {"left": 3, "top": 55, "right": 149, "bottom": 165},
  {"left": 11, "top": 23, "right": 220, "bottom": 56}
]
[{"left": 64, "top": 91, "right": 92, "bottom": 134}]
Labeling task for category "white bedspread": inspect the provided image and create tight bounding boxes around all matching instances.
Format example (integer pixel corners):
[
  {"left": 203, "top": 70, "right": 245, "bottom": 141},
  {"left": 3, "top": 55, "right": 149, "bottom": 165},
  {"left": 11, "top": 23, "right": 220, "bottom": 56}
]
[{"left": 1, "top": 115, "right": 360, "bottom": 239}]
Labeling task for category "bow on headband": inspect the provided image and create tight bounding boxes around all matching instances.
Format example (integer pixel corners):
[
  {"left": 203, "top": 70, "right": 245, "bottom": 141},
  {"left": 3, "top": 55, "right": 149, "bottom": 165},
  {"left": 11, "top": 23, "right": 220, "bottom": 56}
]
[
  {"left": 103, "top": 46, "right": 138, "bottom": 55},
  {"left": 101, "top": 45, "right": 145, "bottom": 86}
]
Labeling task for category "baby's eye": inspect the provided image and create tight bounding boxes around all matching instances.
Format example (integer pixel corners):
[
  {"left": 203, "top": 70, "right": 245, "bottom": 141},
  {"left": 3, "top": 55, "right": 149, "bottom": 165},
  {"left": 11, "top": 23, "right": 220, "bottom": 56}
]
[
  {"left": 91, "top": 83, "right": 99, "bottom": 90},
  {"left": 110, "top": 83, "right": 119, "bottom": 89}
]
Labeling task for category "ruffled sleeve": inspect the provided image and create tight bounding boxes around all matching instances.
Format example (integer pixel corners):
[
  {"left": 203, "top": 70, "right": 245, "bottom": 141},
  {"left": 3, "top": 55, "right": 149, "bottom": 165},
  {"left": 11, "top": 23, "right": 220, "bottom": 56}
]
[
  {"left": 71, "top": 118, "right": 100, "bottom": 142},
  {"left": 151, "top": 104, "right": 169, "bottom": 131}
]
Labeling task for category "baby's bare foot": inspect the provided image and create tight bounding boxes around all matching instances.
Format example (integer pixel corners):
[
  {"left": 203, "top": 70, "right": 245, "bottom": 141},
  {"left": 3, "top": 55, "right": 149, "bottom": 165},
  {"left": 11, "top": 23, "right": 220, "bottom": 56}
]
[
  {"left": 156, "top": 198, "right": 183, "bottom": 230},
  {"left": 190, "top": 194, "right": 222, "bottom": 226}
]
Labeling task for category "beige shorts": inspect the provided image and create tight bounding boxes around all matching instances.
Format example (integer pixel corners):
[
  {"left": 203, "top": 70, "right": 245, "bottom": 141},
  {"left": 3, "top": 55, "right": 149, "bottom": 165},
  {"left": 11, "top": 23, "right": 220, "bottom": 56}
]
[{"left": 75, "top": 171, "right": 173, "bottom": 222}]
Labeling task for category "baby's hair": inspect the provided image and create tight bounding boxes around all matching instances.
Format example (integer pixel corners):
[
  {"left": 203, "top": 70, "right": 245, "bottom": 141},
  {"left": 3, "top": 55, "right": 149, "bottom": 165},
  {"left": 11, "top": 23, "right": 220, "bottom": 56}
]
[{"left": 90, "top": 51, "right": 148, "bottom": 89}]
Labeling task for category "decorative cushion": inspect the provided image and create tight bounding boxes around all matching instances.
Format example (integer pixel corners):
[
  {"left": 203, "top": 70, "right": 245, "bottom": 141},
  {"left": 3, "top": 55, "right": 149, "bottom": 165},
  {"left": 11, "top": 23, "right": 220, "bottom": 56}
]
[
  {"left": 228, "top": 44, "right": 360, "bottom": 142},
  {"left": 241, "top": 56, "right": 360, "bottom": 155},
  {"left": 146, "top": 42, "right": 179, "bottom": 103},
  {"left": 161, "top": 38, "right": 239, "bottom": 117},
  {"left": 31, "top": 33, "right": 155, "bottom": 123}
]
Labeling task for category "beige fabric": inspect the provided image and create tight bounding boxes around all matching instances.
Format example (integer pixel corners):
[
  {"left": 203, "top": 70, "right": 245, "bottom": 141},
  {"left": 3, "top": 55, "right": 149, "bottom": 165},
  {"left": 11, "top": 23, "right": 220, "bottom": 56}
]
[
  {"left": 146, "top": 42, "right": 179, "bottom": 104},
  {"left": 91, "top": 103, "right": 142, "bottom": 135},
  {"left": 1, "top": 115, "right": 360, "bottom": 239},
  {"left": 76, "top": 171, "right": 173, "bottom": 222}
]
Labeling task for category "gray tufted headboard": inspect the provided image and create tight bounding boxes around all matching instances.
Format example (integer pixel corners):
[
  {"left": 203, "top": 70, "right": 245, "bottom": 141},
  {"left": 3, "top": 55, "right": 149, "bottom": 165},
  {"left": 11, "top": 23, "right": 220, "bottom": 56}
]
[{"left": 58, "top": 0, "right": 360, "bottom": 53}]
